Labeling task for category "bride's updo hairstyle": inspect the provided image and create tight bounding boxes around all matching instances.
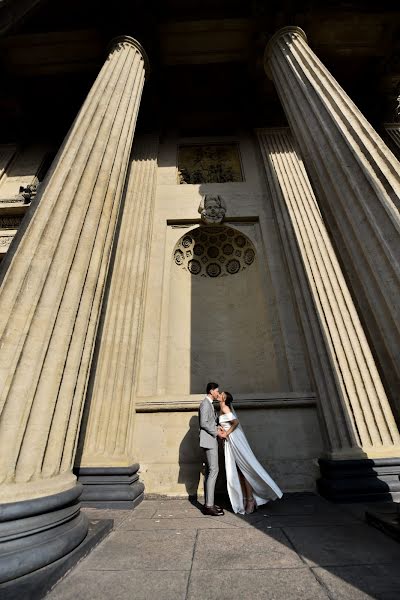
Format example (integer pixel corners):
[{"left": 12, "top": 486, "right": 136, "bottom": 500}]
[{"left": 224, "top": 392, "right": 234, "bottom": 408}]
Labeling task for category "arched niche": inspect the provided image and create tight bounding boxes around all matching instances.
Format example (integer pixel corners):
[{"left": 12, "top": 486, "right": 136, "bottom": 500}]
[{"left": 167, "top": 225, "right": 281, "bottom": 394}]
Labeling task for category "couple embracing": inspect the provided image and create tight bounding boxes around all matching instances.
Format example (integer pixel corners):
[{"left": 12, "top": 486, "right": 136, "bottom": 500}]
[{"left": 199, "top": 382, "right": 283, "bottom": 516}]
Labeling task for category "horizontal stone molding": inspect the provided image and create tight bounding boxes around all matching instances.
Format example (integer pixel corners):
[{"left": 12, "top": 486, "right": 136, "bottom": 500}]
[{"left": 135, "top": 392, "right": 316, "bottom": 412}]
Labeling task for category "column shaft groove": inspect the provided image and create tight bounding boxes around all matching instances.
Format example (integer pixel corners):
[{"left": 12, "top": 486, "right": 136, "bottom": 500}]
[
  {"left": 0, "top": 37, "right": 148, "bottom": 502},
  {"left": 265, "top": 28, "right": 400, "bottom": 413},
  {"left": 78, "top": 135, "right": 159, "bottom": 468},
  {"left": 257, "top": 128, "right": 400, "bottom": 458}
]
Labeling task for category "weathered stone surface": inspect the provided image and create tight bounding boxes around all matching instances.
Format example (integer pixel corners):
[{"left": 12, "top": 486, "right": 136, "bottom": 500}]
[
  {"left": 82, "top": 529, "right": 196, "bottom": 571},
  {"left": 265, "top": 27, "right": 400, "bottom": 416},
  {"left": 257, "top": 128, "right": 400, "bottom": 460},
  {"left": 313, "top": 564, "right": 400, "bottom": 600},
  {"left": 0, "top": 34, "right": 148, "bottom": 589},
  {"left": 78, "top": 136, "right": 158, "bottom": 473},
  {"left": 192, "top": 528, "right": 303, "bottom": 570},
  {"left": 48, "top": 569, "right": 189, "bottom": 600},
  {"left": 0, "top": 36, "right": 148, "bottom": 505},
  {"left": 284, "top": 524, "right": 400, "bottom": 567},
  {"left": 44, "top": 497, "right": 400, "bottom": 599},
  {"left": 188, "top": 569, "right": 330, "bottom": 600}
]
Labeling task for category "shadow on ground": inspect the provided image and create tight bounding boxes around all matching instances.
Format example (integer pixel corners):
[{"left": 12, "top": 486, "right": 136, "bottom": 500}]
[{"left": 46, "top": 492, "right": 400, "bottom": 600}]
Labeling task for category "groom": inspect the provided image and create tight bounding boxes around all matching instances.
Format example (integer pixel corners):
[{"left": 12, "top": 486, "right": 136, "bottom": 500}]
[{"left": 199, "top": 382, "right": 226, "bottom": 516}]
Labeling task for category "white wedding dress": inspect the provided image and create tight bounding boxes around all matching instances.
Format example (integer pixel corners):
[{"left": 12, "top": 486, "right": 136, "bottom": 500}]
[{"left": 219, "top": 410, "right": 283, "bottom": 514}]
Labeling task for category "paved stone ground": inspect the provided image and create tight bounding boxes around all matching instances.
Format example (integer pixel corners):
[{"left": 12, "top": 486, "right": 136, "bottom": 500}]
[{"left": 46, "top": 494, "right": 400, "bottom": 600}]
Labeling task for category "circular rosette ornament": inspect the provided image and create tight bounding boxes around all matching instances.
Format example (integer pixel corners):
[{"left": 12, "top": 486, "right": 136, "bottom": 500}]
[
  {"left": 173, "top": 226, "right": 256, "bottom": 277},
  {"left": 207, "top": 263, "right": 221, "bottom": 277},
  {"left": 244, "top": 248, "right": 255, "bottom": 265},
  {"left": 188, "top": 259, "right": 201, "bottom": 275},
  {"left": 226, "top": 259, "right": 240, "bottom": 274}
]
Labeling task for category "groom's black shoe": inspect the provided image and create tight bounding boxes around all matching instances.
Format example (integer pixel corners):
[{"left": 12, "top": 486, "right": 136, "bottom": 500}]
[{"left": 203, "top": 505, "right": 224, "bottom": 516}]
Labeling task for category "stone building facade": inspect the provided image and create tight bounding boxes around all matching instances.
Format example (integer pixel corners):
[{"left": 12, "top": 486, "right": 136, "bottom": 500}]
[{"left": 0, "top": 0, "right": 399, "bottom": 594}]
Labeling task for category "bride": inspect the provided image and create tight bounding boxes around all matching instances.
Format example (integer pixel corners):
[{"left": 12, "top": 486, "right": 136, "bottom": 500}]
[{"left": 218, "top": 391, "right": 283, "bottom": 514}]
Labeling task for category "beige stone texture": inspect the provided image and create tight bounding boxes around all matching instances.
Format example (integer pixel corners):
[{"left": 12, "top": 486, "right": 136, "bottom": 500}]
[
  {"left": 0, "top": 144, "right": 17, "bottom": 185},
  {"left": 133, "top": 401, "right": 323, "bottom": 495},
  {"left": 137, "top": 131, "right": 313, "bottom": 399},
  {"left": 257, "top": 128, "right": 400, "bottom": 460},
  {"left": 0, "top": 144, "right": 50, "bottom": 198},
  {"left": 128, "top": 131, "right": 318, "bottom": 493},
  {"left": 79, "top": 135, "right": 159, "bottom": 468},
  {"left": 0, "top": 37, "right": 148, "bottom": 503},
  {"left": 265, "top": 27, "right": 400, "bottom": 417}
]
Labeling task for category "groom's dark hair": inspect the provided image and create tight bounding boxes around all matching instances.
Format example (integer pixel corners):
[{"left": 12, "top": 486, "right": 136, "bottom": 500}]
[{"left": 206, "top": 382, "right": 219, "bottom": 394}]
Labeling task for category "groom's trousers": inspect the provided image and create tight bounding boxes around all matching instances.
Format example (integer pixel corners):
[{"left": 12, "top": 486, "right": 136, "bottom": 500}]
[{"left": 204, "top": 447, "right": 219, "bottom": 507}]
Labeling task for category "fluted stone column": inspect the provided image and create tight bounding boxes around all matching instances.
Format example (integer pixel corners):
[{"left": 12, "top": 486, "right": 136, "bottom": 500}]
[
  {"left": 75, "top": 135, "right": 158, "bottom": 506},
  {"left": 265, "top": 27, "right": 400, "bottom": 422},
  {"left": 0, "top": 36, "right": 148, "bottom": 587},
  {"left": 257, "top": 127, "right": 400, "bottom": 501}
]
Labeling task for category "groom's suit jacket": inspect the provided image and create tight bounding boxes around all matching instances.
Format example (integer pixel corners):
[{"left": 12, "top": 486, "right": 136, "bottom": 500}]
[{"left": 199, "top": 396, "right": 218, "bottom": 449}]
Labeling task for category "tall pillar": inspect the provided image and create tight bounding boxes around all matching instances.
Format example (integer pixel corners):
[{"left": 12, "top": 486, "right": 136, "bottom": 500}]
[
  {"left": 257, "top": 128, "right": 400, "bottom": 500},
  {"left": 75, "top": 135, "right": 158, "bottom": 507},
  {"left": 265, "top": 27, "right": 400, "bottom": 422},
  {"left": 0, "top": 36, "right": 148, "bottom": 588}
]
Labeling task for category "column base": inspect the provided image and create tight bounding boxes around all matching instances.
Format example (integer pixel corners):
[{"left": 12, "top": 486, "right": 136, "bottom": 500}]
[
  {"left": 0, "top": 517, "right": 112, "bottom": 600},
  {"left": 0, "top": 484, "right": 89, "bottom": 586},
  {"left": 75, "top": 463, "right": 145, "bottom": 508},
  {"left": 317, "top": 458, "right": 400, "bottom": 502}
]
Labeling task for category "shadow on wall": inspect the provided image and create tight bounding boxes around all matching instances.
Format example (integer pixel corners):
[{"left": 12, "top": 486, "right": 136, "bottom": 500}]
[{"left": 178, "top": 414, "right": 228, "bottom": 501}]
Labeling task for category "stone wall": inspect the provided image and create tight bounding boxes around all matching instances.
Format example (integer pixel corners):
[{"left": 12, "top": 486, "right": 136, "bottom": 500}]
[
  {"left": 133, "top": 130, "right": 318, "bottom": 494},
  {"left": 134, "top": 401, "right": 322, "bottom": 495}
]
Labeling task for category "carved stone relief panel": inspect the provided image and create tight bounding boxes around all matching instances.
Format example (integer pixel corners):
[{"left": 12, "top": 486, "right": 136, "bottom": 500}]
[
  {"left": 178, "top": 143, "right": 243, "bottom": 184},
  {"left": 173, "top": 226, "right": 255, "bottom": 278}
]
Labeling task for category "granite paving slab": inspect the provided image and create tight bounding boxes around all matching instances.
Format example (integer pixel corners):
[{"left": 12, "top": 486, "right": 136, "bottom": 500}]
[
  {"left": 149, "top": 507, "right": 206, "bottom": 519},
  {"left": 44, "top": 496, "right": 400, "bottom": 600},
  {"left": 82, "top": 508, "right": 132, "bottom": 529},
  {"left": 313, "top": 564, "right": 400, "bottom": 600},
  {"left": 188, "top": 568, "right": 330, "bottom": 600},
  {"left": 123, "top": 517, "right": 233, "bottom": 530},
  {"left": 47, "top": 569, "right": 189, "bottom": 600},
  {"left": 192, "top": 528, "right": 303, "bottom": 570},
  {"left": 284, "top": 524, "right": 400, "bottom": 567},
  {"left": 80, "top": 529, "right": 197, "bottom": 571},
  {"left": 249, "top": 511, "right": 356, "bottom": 528}
]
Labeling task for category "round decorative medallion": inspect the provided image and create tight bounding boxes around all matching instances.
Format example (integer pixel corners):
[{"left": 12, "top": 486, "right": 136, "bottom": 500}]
[
  {"left": 193, "top": 244, "right": 204, "bottom": 256},
  {"left": 188, "top": 259, "right": 201, "bottom": 274},
  {"left": 235, "top": 235, "right": 246, "bottom": 248},
  {"left": 182, "top": 235, "right": 192, "bottom": 248},
  {"left": 207, "top": 263, "right": 221, "bottom": 277},
  {"left": 244, "top": 248, "right": 255, "bottom": 265},
  {"left": 207, "top": 246, "right": 219, "bottom": 258},
  {"left": 226, "top": 259, "right": 240, "bottom": 274},
  {"left": 174, "top": 249, "right": 184, "bottom": 265},
  {"left": 173, "top": 226, "right": 256, "bottom": 277},
  {"left": 222, "top": 243, "right": 234, "bottom": 255}
]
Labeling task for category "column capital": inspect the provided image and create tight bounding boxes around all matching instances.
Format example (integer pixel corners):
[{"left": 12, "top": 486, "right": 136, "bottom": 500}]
[
  {"left": 265, "top": 26, "right": 307, "bottom": 61},
  {"left": 108, "top": 35, "right": 150, "bottom": 76}
]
